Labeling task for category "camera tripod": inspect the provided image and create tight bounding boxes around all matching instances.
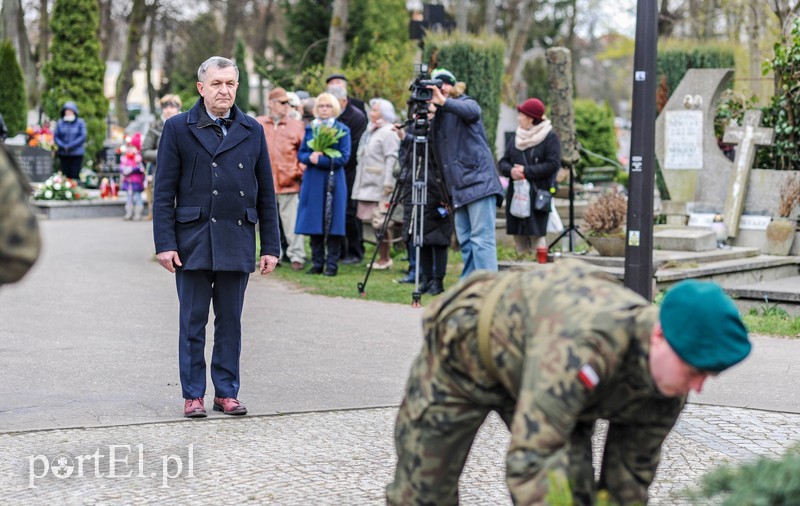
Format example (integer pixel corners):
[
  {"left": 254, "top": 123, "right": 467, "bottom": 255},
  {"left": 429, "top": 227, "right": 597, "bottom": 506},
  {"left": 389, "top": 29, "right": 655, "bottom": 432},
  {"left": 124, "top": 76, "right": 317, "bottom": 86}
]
[
  {"left": 548, "top": 161, "right": 585, "bottom": 252},
  {"left": 357, "top": 114, "right": 450, "bottom": 307}
]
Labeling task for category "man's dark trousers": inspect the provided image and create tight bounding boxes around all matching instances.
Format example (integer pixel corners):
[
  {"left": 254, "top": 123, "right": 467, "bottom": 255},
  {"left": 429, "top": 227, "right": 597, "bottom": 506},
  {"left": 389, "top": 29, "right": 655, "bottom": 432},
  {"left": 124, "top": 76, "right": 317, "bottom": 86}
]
[{"left": 176, "top": 269, "right": 249, "bottom": 399}]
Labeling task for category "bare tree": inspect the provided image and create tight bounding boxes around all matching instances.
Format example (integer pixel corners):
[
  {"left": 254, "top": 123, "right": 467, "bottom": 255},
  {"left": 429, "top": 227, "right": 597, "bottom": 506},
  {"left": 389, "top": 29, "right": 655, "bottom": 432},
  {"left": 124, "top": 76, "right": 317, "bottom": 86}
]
[
  {"left": 456, "top": 0, "right": 468, "bottom": 33},
  {"left": 222, "top": 0, "right": 241, "bottom": 56},
  {"left": 506, "top": 0, "right": 537, "bottom": 84},
  {"left": 115, "top": 0, "right": 149, "bottom": 126},
  {"left": 145, "top": 0, "right": 158, "bottom": 113},
  {"left": 98, "top": 0, "right": 115, "bottom": 62},
  {"left": 485, "top": 0, "right": 497, "bottom": 34},
  {"left": 324, "top": 0, "right": 348, "bottom": 70}
]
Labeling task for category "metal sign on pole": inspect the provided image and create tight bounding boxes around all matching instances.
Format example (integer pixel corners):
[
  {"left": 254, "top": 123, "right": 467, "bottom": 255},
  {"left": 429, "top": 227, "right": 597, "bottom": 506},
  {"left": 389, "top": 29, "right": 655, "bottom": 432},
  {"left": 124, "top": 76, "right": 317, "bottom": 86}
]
[{"left": 624, "top": 0, "right": 658, "bottom": 301}]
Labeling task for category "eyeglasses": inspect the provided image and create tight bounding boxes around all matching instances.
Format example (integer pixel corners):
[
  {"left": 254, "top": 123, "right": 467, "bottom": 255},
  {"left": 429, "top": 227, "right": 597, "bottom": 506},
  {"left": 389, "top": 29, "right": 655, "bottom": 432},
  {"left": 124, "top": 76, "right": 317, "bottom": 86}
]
[
  {"left": 271, "top": 99, "right": 290, "bottom": 105},
  {"left": 317, "top": 104, "right": 333, "bottom": 108}
]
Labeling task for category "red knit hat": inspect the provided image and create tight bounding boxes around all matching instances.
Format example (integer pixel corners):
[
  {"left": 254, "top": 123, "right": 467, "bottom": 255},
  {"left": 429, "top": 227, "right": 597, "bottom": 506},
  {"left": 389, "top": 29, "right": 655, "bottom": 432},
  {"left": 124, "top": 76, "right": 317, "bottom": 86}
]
[{"left": 517, "top": 98, "right": 545, "bottom": 121}]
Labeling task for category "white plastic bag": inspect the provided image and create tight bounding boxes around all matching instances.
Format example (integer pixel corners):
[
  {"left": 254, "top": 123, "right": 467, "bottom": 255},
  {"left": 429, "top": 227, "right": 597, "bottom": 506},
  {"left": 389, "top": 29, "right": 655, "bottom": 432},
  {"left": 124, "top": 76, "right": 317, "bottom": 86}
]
[
  {"left": 547, "top": 197, "right": 564, "bottom": 232},
  {"left": 509, "top": 179, "right": 531, "bottom": 218}
]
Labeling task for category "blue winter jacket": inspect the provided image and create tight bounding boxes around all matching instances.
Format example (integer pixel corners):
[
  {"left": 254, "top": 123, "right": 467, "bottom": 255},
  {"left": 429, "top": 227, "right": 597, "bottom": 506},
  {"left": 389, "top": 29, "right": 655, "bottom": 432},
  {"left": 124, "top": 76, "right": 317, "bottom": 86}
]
[
  {"left": 429, "top": 95, "right": 503, "bottom": 209},
  {"left": 54, "top": 102, "right": 87, "bottom": 157}
]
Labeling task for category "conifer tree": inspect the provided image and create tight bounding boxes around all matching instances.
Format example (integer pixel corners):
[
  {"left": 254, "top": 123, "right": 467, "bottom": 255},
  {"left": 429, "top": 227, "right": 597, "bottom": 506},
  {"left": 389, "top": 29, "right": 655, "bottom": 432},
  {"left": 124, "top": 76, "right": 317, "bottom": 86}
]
[
  {"left": 43, "top": 0, "right": 108, "bottom": 161},
  {"left": 234, "top": 39, "right": 251, "bottom": 114},
  {"left": 0, "top": 40, "right": 27, "bottom": 136}
]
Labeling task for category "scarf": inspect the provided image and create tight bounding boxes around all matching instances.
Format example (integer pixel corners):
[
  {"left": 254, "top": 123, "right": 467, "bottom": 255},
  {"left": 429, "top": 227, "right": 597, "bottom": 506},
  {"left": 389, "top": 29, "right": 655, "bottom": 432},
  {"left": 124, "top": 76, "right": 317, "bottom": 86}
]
[
  {"left": 515, "top": 119, "right": 552, "bottom": 151},
  {"left": 312, "top": 118, "right": 335, "bottom": 128}
]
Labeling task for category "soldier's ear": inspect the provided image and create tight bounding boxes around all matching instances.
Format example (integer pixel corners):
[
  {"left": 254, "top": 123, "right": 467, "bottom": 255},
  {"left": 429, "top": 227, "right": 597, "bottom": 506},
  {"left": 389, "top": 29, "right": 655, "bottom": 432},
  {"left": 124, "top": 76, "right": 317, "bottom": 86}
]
[{"left": 650, "top": 321, "right": 666, "bottom": 349}]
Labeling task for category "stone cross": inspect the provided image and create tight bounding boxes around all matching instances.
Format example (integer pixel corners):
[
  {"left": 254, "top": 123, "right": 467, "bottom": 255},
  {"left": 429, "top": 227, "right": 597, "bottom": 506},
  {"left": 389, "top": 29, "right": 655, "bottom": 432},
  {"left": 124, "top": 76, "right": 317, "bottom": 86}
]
[{"left": 721, "top": 110, "right": 774, "bottom": 237}]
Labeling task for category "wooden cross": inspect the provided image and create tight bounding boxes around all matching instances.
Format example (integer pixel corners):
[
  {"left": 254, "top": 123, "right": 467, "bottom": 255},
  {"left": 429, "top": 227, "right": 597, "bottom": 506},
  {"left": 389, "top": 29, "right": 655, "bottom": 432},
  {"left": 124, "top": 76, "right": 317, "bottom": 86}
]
[{"left": 721, "top": 110, "right": 774, "bottom": 237}]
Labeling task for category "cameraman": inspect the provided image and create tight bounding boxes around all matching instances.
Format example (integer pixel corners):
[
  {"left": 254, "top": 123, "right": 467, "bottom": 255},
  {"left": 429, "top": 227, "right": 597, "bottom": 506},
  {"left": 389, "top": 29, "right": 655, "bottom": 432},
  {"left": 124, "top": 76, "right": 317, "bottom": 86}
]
[{"left": 427, "top": 68, "right": 503, "bottom": 278}]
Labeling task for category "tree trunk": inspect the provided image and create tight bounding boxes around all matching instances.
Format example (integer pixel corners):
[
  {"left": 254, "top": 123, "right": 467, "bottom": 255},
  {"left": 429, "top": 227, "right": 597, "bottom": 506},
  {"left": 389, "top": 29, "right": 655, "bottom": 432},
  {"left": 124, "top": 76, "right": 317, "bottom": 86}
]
[
  {"left": 145, "top": 1, "right": 158, "bottom": 114},
  {"left": 36, "top": 0, "right": 49, "bottom": 103},
  {"left": 2, "top": 0, "right": 37, "bottom": 107},
  {"left": 746, "top": 1, "right": 763, "bottom": 98},
  {"left": 222, "top": 0, "right": 241, "bottom": 57},
  {"left": 115, "top": 0, "right": 148, "bottom": 127},
  {"left": 506, "top": 0, "right": 536, "bottom": 85},
  {"left": 98, "top": 0, "right": 114, "bottom": 62},
  {"left": 252, "top": 0, "right": 275, "bottom": 115},
  {"left": 324, "top": 0, "right": 348, "bottom": 70},
  {"left": 485, "top": 0, "right": 496, "bottom": 34},
  {"left": 456, "top": 0, "right": 468, "bottom": 34}
]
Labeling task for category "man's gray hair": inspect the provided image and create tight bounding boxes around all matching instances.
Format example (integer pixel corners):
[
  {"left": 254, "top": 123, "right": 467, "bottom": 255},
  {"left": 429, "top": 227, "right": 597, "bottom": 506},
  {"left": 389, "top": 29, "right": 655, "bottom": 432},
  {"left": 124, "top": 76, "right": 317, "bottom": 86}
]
[
  {"left": 327, "top": 85, "right": 348, "bottom": 100},
  {"left": 369, "top": 98, "right": 397, "bottom": 123},
  {"left": 198, "top": 56, "right": 239, "bottom": 82}
]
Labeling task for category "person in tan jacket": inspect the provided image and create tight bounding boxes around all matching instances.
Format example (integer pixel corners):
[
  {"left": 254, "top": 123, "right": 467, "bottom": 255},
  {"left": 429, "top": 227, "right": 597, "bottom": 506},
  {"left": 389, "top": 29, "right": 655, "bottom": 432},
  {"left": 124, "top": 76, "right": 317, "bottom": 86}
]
[{"left": 257, "top": 87, "right": 307, "bottom": 269}]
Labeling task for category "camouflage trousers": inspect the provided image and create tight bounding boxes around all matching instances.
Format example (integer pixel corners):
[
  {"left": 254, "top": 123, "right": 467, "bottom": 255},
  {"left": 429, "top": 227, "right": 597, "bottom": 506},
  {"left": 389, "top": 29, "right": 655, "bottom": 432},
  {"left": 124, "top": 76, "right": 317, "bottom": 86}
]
[{"left": 386, "top": 273, "right": 516, "bottom": 505}]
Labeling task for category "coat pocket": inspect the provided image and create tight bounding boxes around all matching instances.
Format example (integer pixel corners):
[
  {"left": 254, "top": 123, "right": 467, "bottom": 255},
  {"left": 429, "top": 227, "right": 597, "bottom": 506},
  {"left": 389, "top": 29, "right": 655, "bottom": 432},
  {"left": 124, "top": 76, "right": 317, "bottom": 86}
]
[
  {"left": 245, "top": 207, "right": 258, "bottom": 224},
  {"left": 175, "top": 206, "right": 201, "bottom": 223}
]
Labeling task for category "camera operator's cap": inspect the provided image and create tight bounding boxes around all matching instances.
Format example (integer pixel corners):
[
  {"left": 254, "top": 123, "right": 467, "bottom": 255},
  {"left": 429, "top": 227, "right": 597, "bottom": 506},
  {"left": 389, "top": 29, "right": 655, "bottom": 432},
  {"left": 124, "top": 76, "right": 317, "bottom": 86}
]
[
  {"left": 269, "top": 87, "right": 290, "bottom": 102},
  {"left": 325, "top": 73, "right": 347, "bottom": 84},
  {"left": 660, "top": 279, "right": 751, "bottom": 373},
  {"left": 431, "top": 68, "right": 456, "bottom": 86},
  {"left": 518, "top": 98, "right": 546, "bottom": 121}
]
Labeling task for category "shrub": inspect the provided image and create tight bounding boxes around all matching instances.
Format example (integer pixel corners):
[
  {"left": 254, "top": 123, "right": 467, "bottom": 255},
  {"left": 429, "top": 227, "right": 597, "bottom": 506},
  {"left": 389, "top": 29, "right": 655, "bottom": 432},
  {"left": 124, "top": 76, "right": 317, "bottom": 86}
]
[
  {"left": 574, "top": 99, "right": 618, "bottom": 182},
  {"left": 582, "top": 193, "right": 627, "bottom": 237},
  {"left": 423, "top": 32, "right": 506, "bottom": 155},
  {"left": 0, "top": 40, "right": 27, "bottom": 136},
  {"left": 43, "top": 0, "right": 108, "bottom": 163}
]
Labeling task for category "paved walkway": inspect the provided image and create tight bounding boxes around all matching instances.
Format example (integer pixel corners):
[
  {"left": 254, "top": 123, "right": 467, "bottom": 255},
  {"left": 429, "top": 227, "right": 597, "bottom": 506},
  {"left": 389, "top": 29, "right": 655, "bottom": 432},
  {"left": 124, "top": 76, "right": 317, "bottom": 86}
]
[{"left": 1, "top": 218, "right": 800, "bottom": 504}]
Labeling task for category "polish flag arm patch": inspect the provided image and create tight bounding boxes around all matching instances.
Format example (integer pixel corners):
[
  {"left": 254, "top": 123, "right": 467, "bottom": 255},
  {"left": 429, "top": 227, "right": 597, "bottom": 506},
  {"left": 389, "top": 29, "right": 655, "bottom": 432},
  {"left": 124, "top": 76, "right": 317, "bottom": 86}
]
[{"left": 578, "top": 363, "right": 600, "bottom": 390}]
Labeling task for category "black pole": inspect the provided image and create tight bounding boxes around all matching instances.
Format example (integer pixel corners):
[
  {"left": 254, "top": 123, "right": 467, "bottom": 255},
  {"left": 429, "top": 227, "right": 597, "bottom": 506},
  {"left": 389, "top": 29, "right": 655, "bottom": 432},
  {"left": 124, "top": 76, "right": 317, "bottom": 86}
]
[{"left": 623, "top": 0, "right": 658, "bottom": 301}]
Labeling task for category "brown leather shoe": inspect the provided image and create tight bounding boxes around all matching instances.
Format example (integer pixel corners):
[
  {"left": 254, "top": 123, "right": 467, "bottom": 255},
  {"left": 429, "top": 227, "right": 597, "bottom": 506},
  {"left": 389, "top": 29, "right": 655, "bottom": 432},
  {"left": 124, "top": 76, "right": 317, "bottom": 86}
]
[
  {"left": 184, "top": 398, "right": 207, "bottom": 418},
  {"left": 291, "top": 261, "right": 304, "bottom": 271},
  {"left": 213, "top": 397, "right": 247, "bottom": 415}
]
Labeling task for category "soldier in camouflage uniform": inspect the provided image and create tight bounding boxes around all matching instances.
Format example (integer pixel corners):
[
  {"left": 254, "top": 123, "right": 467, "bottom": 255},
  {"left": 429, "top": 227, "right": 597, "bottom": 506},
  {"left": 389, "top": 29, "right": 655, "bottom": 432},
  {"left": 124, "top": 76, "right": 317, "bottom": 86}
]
[
  {"left": 387, "top": 259, "right": 750, "bottom": 505},
  {"left": 0, "top": 144, "right": 41, "bottom": 286}
]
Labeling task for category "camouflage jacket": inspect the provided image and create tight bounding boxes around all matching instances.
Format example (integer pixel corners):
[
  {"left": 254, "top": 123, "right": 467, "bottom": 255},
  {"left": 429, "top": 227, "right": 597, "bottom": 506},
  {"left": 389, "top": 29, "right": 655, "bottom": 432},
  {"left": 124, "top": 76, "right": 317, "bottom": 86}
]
[
  {"left": 427, "top": 259, "right": 685, "bottom": 504},
  {"left": 0, "top": 145, "right": 41, "bottom": 285}
]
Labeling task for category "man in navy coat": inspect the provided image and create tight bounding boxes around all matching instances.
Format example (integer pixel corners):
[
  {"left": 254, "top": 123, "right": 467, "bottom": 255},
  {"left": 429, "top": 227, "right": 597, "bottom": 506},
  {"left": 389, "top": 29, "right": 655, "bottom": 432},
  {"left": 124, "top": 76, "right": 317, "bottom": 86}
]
[{"left": 153, "top": 56, "right": 280, "bottom": 418}]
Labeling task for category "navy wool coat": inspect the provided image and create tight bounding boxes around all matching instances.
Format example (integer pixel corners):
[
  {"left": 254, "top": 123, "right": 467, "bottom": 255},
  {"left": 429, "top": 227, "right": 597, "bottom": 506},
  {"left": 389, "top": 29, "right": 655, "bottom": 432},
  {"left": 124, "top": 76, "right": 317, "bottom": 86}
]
[
  {"left": 153, "top": 99, "right": 280, "bottom": 272},
  {"left": 294, "top": 121, "right": 351, "bottom": 236},
  {"left": 429, "top": 95, "right": 504, "bottom": 210}
]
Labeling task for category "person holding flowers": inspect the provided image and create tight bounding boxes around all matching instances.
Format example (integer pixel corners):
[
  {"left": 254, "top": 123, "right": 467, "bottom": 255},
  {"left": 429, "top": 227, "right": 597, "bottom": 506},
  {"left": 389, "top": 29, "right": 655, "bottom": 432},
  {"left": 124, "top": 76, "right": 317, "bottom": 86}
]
[{"left": 295, "top": 92, "right": 351, "bottom": 277}]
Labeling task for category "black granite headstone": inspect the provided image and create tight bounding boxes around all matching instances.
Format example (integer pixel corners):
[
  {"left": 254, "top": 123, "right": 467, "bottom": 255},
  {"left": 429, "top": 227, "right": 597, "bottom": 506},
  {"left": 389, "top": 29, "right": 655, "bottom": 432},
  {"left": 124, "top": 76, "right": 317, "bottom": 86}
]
[{"left": 6, "top": 145, "right": 54, "bottom": 182}]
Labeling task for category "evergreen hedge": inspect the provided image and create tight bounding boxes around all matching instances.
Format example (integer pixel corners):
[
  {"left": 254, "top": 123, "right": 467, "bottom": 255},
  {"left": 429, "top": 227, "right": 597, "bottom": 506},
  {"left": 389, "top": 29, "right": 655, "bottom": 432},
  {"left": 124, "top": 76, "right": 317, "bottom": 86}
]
[
  {"left": 656, "top": 46, "right": 735, "bottom": 102},
  {"left": 574, "top": 99, "right": 619, "bottom": 181},
  {"left": 0, "top": 40, "right": 27, "bottom": 136},
  {"left": 43, "top": 0, "right": 108, "bottom": 163},
  {"left": 423, "top": 33, "right": 506, "bottom": 155}
]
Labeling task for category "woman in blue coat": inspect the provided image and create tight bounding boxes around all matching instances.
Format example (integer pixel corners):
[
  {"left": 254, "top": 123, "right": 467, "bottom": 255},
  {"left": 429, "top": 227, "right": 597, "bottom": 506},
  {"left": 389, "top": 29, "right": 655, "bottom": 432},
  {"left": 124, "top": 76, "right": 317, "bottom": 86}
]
[
  {"left": 53, "top": 101, "right": 87, "bottom": 181},
  {"left": 295, "top": 92, "right": 351, "bottom": 276}
]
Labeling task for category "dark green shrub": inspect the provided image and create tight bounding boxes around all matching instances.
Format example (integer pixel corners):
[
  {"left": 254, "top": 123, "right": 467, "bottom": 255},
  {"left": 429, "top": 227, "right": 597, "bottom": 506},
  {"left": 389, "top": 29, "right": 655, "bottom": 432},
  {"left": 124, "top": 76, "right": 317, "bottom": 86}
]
[
  {"left": 657, "top": 47, "right": 735, "bottom": 101},
  {"left": 43, "top": 0, "right": 108, "bottom": 162},
  {"left": 574, "top": 99, "right": 618, "bottom": 182},
  {"left": 0, "top": 40, "right": 27, "bottom": 136},
  {"left": 423, "top": 32, "right": 506, "bottom": 155}
]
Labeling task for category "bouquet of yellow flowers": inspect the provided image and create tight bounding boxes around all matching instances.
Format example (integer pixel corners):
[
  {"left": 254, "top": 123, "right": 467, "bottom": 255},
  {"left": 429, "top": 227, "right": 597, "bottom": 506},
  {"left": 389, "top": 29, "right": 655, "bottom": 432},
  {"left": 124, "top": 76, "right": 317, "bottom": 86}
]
[{"left": 307, "top": 125, "right": 346, "bottom": 158}]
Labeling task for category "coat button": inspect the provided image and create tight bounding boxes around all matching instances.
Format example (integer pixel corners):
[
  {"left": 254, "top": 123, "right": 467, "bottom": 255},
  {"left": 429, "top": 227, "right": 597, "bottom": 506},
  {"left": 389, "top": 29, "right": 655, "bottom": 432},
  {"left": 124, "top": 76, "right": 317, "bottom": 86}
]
[
  {"left": 212, "top": 190, "right": 219, "bottom": 196},
  {"left": 238, "top": 163, "right": 244, "bottom": 169},
  {"left": 212, "top": 162, "right": 218, "bottom": 168},
  {"left": 211, "top": 217, "right": 217, "bottom": 223},
  {"left": 239, "top": 191, "right": 244, "bottom": 196},
  {"left": 237, "top": 219, "right": 243, "bottom": 226}
]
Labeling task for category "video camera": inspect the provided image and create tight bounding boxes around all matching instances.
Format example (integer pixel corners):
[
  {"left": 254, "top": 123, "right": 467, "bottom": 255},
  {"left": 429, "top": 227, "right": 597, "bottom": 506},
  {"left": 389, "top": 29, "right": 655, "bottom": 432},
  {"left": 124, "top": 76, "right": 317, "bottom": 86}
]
[{"left": 409, "top": 64, "right": 442, "bottom": 103}]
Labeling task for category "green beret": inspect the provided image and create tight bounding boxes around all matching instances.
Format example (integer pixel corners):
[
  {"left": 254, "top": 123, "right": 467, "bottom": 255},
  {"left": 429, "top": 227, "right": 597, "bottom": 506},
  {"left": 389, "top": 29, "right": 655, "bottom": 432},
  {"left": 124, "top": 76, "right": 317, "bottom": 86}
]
[{"left": 660, "top": 280, "right": 751, "bottom": 372}]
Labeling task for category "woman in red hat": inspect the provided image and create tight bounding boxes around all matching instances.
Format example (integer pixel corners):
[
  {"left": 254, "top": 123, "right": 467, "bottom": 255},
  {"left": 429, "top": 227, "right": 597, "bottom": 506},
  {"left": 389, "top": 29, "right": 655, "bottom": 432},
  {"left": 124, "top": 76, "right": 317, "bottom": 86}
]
[{"left": 498, "top": 98, "right": 562, "bottom": 257}]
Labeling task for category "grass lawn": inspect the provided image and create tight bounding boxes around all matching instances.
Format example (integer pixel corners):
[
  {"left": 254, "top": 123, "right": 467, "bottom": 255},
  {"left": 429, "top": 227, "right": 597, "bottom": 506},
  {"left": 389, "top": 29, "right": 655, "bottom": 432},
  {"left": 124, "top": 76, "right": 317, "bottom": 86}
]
[{"left": 270, "top": 239, "right": 464, "bottom": 306}]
